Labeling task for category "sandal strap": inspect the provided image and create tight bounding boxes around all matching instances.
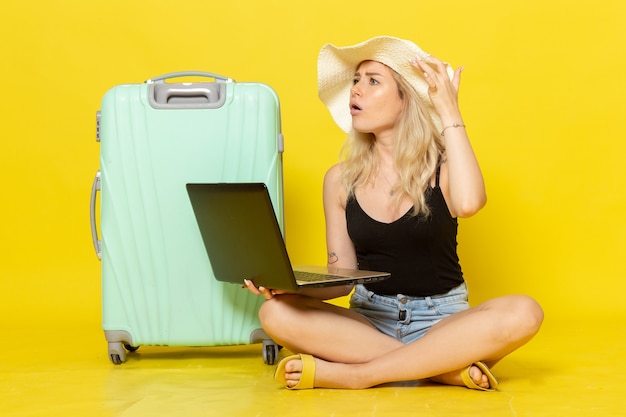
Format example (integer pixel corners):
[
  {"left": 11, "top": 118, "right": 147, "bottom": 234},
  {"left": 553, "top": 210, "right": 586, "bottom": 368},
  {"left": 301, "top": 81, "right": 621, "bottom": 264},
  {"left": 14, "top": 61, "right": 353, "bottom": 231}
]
[
  {"left": 292, "top": 354, "right": 316, "bottom": 389},
  {"left": 461, "top": 362, "right": 499, "bottom": 391}
]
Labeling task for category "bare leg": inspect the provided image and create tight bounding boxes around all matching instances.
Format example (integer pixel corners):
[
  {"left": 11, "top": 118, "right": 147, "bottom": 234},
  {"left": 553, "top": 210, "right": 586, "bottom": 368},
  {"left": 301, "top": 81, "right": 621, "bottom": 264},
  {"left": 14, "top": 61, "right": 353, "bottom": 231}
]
[
  {"left": 266, "top": 294, "right": 543, "bottom": 389},
  {"left": 425, "top": 295, "right": 542, "bottom": 388},
  {"left": 259, "top": 294, "right": 403, "bottom": 363}
]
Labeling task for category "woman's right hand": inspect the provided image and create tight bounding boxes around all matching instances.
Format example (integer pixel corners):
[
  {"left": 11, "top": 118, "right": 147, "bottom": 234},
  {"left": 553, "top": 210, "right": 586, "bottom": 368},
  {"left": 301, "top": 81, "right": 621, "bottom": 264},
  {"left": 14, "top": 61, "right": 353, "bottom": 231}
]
[
  {"left": 243, "top": 279, "right": 287, "bottom": 301},
  {"left": 243, "top": 278, "right": 351, "bottom": 301}
]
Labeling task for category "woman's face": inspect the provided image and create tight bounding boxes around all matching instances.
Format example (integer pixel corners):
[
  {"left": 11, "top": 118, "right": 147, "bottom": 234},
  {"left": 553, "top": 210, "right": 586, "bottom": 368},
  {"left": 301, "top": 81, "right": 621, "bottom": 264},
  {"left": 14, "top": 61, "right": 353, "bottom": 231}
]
[{"left": 349, "top": 60, "right": 403, "bottom": 139}]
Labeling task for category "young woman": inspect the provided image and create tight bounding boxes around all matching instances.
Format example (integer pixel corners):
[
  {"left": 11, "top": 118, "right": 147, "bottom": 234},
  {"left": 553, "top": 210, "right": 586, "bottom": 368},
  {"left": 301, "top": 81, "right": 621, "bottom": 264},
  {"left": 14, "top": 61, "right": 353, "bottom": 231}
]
[{"left": 244, "top": 36, "right": 543, "bottom": 390}]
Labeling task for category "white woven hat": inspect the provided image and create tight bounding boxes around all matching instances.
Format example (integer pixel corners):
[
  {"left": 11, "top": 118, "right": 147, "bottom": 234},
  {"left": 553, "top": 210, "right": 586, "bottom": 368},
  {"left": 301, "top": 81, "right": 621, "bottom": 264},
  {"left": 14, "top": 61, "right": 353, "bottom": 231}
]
[{"left": 317, "top": 36, "right": 453, "bottom": 133}]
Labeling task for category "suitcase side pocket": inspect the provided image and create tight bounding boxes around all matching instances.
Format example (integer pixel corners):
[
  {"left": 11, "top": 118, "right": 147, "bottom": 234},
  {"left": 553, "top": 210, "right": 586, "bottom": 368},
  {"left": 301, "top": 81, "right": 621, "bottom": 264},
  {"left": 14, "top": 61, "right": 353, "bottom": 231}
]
[{"left": 90, "top": 170, "right": 102, "bottom": 260}]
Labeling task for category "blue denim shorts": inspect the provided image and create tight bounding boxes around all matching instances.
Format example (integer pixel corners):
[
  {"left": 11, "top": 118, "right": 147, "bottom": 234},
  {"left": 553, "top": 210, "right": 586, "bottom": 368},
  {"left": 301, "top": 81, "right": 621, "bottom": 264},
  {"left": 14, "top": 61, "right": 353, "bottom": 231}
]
[{"left": 349, "top": 282, "right": 470, "bottom": 344}]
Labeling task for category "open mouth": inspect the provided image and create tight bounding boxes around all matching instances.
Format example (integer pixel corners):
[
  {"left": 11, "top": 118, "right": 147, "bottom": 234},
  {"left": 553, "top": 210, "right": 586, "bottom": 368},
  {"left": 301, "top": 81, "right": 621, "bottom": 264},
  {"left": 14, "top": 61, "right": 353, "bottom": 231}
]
[{"left": 350, "top": 102, "right": 362, "bottom": 114}]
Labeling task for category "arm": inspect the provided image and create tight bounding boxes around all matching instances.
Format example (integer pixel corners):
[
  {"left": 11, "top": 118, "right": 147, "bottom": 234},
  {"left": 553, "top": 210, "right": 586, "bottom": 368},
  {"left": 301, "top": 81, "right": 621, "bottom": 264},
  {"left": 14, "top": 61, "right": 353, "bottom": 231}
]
[
  {"left": 315, "top": 163, "right": 358, "bottom": 298},
  {"left": 289, "top": 163, "right": 356, "bottom": 300},
  {"left": 413, "top": 57, "right": 487, "bottom": 218},
  {"left": 244, "top": 163, "right": 355, "bottom": 300}
]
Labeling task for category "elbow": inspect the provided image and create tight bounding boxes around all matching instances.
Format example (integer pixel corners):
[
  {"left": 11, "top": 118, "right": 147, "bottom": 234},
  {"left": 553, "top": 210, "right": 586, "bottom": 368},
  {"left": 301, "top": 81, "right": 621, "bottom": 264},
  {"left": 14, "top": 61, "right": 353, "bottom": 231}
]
[
  {"left": 335, "top": 284, "right": 355, "bottom": 298},
  {"left": 454, "top": 194, "right": 487, "bottom": 218},
  {"left": 325, "top": 284, "right": 355, "bottom": 299}
]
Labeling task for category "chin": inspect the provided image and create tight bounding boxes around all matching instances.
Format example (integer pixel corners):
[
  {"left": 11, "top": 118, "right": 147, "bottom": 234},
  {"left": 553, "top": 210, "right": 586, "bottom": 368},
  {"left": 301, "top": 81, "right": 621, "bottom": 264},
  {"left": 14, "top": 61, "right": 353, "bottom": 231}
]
[{"left": 351, "top": 124, "right": 371, "bottom": 134}]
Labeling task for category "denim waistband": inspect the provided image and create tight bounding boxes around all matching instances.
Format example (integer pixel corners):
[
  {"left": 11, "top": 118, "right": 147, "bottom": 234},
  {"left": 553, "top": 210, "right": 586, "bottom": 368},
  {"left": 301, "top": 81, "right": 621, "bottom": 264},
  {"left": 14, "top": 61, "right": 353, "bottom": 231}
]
[{"left": 354, "top": 282, "right": 468, "bottom": 309}]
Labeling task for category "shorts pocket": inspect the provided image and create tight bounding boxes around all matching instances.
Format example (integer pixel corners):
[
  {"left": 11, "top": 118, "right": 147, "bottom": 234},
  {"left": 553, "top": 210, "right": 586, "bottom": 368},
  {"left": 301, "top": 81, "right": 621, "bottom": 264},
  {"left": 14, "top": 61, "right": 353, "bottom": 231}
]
[
  {"left": 349, "top": 290, "right": 367, "bottom": 309},
  {"left": 434, "top": 298, "right": 469, "bottom": 316}
]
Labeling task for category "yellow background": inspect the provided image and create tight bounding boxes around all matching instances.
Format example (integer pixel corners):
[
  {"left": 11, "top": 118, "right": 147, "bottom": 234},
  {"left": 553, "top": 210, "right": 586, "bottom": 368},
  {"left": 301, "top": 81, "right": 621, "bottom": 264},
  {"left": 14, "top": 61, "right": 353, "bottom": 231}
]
[{"left": 1, "top": 0, "right": 624, "bottom": 328}]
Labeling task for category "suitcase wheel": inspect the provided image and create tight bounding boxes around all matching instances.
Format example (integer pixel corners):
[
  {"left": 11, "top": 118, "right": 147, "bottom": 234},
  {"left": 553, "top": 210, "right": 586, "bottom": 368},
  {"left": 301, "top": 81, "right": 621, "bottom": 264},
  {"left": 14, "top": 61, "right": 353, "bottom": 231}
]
[
  {"left": 108, "top": 342, "right": 139, "bottom": 365},
  {"left": 110, "top": 353, "right": 123, "bottom": 365},
  {"left": 124, "top": 344, "right": 139, "bottom": 352},
  {"left": 263, "top": 340, "right": 281, "bottom": 365}
]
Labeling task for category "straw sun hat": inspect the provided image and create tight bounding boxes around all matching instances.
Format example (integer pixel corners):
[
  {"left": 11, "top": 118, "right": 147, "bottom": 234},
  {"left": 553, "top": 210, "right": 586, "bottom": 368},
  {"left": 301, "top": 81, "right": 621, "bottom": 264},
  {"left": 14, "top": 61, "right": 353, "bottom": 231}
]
[{"left": 317, "top": 36, "right": 454, "bottom": 133}]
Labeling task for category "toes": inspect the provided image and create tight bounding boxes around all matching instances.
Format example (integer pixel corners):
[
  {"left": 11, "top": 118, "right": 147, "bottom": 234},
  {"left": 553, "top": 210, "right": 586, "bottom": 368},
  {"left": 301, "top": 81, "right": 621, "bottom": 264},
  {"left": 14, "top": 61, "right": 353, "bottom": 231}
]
[
  {"left": 284, "top": 359, "right": 304, "bottom": 387},
  {"left": 285, "top": 371, "right": 302, "bottom": 381},
  {"left": 469, "top": 366, "right": 490, "bottom": 389},
  {"left": 285, "top": 358, "right": 303, "bottom": 373},
  {"left": 479, "top": 375, "right": 490, "bottom": 389}
]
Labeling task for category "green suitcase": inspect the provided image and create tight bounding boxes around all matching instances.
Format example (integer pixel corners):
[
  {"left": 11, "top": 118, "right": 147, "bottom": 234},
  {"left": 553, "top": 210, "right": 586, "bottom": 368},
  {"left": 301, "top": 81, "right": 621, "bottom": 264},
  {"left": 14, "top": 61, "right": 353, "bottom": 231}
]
[{"left": 90, "top": 72, "right": 282, "bottom": 364}]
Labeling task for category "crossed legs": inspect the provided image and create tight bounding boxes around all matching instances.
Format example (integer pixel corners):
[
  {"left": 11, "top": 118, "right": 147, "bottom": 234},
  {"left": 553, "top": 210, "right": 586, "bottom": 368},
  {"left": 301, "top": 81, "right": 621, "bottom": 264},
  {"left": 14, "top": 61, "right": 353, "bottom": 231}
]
[{"left": 259, "top": 293, "right": 543, "bottom": 389}]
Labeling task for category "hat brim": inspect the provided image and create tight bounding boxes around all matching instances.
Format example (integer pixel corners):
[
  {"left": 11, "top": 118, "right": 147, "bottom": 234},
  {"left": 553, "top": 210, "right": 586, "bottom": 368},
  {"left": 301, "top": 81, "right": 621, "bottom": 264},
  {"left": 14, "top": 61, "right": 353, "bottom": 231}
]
[{"left": 317, "top": 36, "right": 453, "bottom": 134}]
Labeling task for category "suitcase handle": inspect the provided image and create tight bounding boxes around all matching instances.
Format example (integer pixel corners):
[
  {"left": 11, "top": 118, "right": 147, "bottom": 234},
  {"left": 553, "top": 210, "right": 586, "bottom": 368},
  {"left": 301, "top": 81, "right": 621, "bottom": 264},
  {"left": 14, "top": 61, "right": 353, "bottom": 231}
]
[
  {"left": 90, "top": 171, "right": 102, "bottom": 260},
  {"left": 147, "top": 72, "right": 231, "bottom": 109},
  {"left": 153, "top": 85, "right": 222, "bottom": 105},
  {"left": 145, "top": 71, "right": 234, "bottom": 84}
]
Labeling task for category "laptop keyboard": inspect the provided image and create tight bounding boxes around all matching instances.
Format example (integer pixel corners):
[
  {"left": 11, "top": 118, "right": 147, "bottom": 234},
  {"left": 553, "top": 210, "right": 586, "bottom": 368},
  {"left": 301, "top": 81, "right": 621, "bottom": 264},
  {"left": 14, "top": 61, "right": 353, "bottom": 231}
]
[{"left": 294, "top": 271, "right": 344, "bottom": 282}]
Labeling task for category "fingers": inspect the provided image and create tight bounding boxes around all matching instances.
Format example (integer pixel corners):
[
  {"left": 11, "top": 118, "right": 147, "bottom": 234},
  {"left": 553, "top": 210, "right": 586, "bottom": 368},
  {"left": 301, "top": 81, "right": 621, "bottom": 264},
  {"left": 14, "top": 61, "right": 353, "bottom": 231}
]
[
  {"left": 424, "top": 70, "right": 438, "bottom": 95},
  {"left": 452, "top": 66, "right": 463, "bottom": 91},
  {"left": 243, "top": 279, "right": 277, "bottom": 300},
  {"left": 410, "top": 55, "right": 459, "bottom": 86},
  {"left": 411, "top": 55, "right": 444, "bottom": 77},
  {"left": 410, "top": 56, "right": 442, "bottom": 95},
  {"left": 243, "top": 279, "right": 259, "bottom": 293},
  {"left": 409, "top": 55, "right": 464, "bottom": 115}
]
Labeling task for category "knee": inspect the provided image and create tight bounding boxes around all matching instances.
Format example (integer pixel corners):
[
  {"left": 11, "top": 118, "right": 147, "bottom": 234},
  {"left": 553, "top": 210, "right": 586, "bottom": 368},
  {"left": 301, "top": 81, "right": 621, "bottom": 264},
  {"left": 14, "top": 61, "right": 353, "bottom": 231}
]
[
  {"left": 503, "top": 295, "right": 544, "bottom": 339},
  {"left": 258, "top": 297, "right": 281, "bottom": 331},
  {"left": 258, "top": 295, "right": 301, "bottom": 335}
]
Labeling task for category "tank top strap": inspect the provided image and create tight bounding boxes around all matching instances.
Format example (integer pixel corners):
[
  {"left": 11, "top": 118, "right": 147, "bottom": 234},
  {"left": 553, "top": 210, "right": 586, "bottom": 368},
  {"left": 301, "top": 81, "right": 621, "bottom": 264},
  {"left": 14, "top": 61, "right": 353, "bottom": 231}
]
[{"left": 435, "top": 163, "right": 442, "bottom": 188}]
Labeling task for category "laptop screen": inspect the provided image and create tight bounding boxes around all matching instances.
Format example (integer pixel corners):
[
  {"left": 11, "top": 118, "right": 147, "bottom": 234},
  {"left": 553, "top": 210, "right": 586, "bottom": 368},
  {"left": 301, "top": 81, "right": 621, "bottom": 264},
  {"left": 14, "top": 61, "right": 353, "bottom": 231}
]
[{"left": 186, "top": 183, "right": 298, "bottom": 289}]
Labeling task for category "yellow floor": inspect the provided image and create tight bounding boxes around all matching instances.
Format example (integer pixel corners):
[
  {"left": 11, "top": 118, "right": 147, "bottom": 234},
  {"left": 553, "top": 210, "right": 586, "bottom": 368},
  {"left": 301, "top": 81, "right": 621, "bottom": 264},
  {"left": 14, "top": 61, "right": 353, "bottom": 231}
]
[{"left": 2, "top": 316, "right": 624, "bottom": 417}]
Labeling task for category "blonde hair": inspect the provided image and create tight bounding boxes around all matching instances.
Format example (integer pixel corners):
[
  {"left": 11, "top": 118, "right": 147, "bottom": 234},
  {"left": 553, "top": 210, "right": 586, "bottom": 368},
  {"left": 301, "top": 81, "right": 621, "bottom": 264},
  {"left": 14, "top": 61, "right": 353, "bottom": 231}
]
[{"left": 340, "top": 64, "right": 445, "bottom": 217}]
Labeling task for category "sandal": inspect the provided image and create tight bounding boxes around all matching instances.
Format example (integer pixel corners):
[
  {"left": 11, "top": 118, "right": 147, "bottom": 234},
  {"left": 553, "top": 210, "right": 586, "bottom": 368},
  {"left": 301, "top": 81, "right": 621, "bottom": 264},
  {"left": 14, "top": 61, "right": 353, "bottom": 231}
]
[
  {"left": 274, "top": 353, "right": 316, "bottom": 390},
  {"left": 461, "top": 361, "right": 499, "bottom": 391}
]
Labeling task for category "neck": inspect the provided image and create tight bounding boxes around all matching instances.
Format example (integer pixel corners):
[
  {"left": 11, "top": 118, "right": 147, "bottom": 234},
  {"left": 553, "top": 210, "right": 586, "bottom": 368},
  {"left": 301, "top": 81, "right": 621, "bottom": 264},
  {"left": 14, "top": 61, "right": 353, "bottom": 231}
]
[
  {"left": 374, "top": 139, "right": 395, "bottom": 168},
  {"left": 373, "top": 140, "right": 398, "bottom": 197}
]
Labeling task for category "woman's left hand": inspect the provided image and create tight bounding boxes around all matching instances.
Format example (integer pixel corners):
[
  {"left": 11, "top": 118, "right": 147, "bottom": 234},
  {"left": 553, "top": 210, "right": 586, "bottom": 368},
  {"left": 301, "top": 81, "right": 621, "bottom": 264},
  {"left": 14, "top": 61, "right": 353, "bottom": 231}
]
[{"left": 410, "top": 55, "right": 463, "bottom": 121}]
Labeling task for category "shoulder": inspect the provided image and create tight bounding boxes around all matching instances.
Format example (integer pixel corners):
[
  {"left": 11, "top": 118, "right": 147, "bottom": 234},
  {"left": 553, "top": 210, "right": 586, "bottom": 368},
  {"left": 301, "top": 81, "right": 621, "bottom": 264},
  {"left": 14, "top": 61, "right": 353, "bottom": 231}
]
[
  {"left": 323, "top": 163, "right": 348, "bottom": 209},
  {"left": 324, "top": 162, "right": 343, "bottom": 185}
]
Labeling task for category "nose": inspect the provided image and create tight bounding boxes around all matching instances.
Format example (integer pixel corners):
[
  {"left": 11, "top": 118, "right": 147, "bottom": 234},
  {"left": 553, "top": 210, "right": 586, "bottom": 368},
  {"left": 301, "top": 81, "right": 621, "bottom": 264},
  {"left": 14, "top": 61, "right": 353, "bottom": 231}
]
[{"left": 351, "top": 82, "right": 362, "bottom": 97}]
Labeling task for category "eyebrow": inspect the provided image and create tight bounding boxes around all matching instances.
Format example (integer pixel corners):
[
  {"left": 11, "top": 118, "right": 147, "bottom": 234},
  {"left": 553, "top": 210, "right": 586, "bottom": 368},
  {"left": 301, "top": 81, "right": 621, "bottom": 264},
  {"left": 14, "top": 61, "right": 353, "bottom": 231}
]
[{"left": 354, "top": 71, "right": 385, "bottom": 77}]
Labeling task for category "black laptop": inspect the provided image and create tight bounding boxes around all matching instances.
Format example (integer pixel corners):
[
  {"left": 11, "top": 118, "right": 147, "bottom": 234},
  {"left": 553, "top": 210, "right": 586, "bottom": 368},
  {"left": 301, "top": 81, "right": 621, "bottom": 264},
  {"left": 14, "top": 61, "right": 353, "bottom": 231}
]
[{"left": 186, "top": 183, "right": 390, "bottom": 291}]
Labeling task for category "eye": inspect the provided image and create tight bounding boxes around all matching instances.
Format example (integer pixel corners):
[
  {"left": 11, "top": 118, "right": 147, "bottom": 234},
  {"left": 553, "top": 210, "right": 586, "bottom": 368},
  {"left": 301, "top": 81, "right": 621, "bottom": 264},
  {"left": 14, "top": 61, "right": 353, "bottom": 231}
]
[
  {"left": 352, "top": 77, "right": 360, "bottom": 85},
  {"left": 369, "top": 77, "right": 379, "bottom": 85}
]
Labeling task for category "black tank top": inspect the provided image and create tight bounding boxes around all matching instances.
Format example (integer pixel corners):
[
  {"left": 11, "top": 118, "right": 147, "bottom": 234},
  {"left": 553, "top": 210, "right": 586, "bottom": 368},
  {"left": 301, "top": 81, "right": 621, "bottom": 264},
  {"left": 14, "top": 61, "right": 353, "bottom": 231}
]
[{"left": 346, "top": 169, "right": 464, "bottom": 296}]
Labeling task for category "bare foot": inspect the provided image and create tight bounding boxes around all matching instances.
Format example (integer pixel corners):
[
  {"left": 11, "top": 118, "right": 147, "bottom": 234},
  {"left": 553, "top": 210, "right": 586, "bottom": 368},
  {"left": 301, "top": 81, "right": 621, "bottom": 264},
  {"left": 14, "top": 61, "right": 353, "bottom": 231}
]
[
  {"left": 429, "top": 365, "right": 492, "bottom": 389},
  {"left": 280, "top": 356, "right": 366, "bottom": 389},
  {"left": 279, "top": 357, "right": 493, "bottom": 390}
]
